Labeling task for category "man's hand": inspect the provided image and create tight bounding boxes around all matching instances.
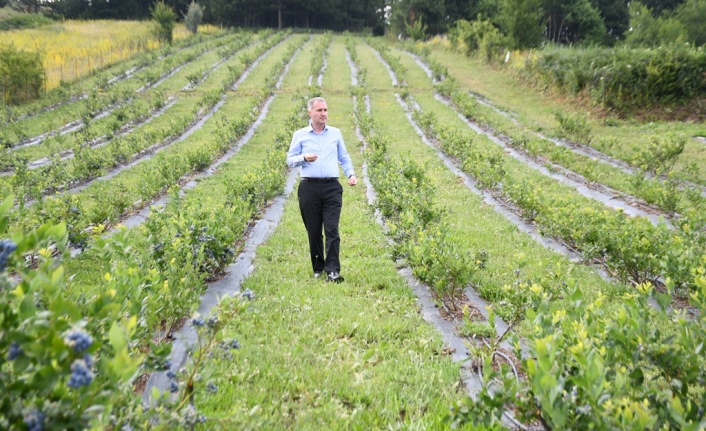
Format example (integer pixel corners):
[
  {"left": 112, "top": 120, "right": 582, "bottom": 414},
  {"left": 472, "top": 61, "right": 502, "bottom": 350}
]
[
  {"left": 348, "top": 175, "right": 358, "bottom": 186},
  {"left": 304, "top": 153, "right": 318, "bottom": 162}
]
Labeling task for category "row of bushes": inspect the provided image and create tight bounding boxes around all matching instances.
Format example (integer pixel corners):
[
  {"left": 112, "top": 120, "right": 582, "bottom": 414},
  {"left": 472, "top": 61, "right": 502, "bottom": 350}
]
[
  {"left": 0, "top": 41, "right": 309, "bottom": 431},
  {"left": 388, "top": 49, "right": 706, "bottom": 431},
  {"left": 411, "top": 89, "right": 706, "bottom": 293},
  {"left": 7, "top": 33, "right": 295, "bottom": 246},
  {"left": 0, "top": 90, "right": 303, "bottom": 430},
  {"left": 364, "top": 36, "right": 706, "bottom": 430},
  {"left": 443, "top": 19, "right": 706, "bottom": 112},
  {"left": 526, "top": 45, "right": 706, "bottom": 111}
]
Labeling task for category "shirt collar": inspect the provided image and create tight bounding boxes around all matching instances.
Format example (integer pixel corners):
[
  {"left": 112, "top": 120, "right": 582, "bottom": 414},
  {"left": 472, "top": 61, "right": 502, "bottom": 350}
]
[{"left": 307, "top": 122, "right": 328, "bottom": 134}]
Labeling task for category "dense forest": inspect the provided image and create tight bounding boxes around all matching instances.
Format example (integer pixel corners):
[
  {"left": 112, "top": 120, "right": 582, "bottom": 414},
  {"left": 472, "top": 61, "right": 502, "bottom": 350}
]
[{"left": 2, "top": 0, "right": 705, "bottom": 47}]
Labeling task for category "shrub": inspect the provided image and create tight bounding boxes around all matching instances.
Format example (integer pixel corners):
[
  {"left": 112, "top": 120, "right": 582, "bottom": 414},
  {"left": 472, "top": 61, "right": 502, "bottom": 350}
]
[
  {"left": 151, "top": 1, "right": 177, "bottom": 44},
  {"left": 526, "top": 45, "right": 706, "bottom": 112},
  {"left": 183, "top": 1, "right": 203, "bottom": 35},
  {"left": 449, "top": 18, "right": 508, "bottom": 63},
  {"left": 0, "top": 195, "right": 142, "bottom": 430},
  {"left": 0, "top": 12, "right": 53, "bottom": 30},
  {"left": 0, "top": 44, "right": 45, "bottom": 104}
]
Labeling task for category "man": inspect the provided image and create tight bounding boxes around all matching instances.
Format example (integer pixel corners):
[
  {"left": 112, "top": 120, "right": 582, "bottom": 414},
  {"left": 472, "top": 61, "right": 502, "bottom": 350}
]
[{"left": 286, "top": 97, "right": 357, "bottom": 283}]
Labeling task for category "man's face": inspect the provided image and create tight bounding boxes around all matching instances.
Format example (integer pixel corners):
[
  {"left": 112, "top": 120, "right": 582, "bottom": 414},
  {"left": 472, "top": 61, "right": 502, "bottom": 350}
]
[{"left": 308, "top": 100, "right": 328, "bottom": 128}]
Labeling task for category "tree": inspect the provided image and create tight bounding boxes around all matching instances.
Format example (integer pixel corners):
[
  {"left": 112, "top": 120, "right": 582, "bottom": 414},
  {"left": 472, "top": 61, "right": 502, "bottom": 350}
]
[
  {"left": 676, "top": 0, "right": 706, "bottom": 46},
  {"left": 624, "top": 1, "right": 689, "bottom": 46},
  {"left": 8, "top": 0, "right": 42, "bottom": 13},
  {"left": 639, "top": 0, "right": 685, "bottom": 16},
  {"left": 591, "top": 0, "right": 630, "bottom": 43},
  {"left": 389, "top": 0, "right": 445, "bottom": 39},
  {"left": 0, "top": 45, "right": 45, "bottom": 104},
  {"left": 544, "top": 0, "right": 606, "bottom": 44},
  {"left": 183, "top": 1, "right": 204, "bottom": 34},
  {"left": 151, "top": 1, "right": 177, "bottom": 44},
  {"left": 624, "top": 1, "right": 659, "bottom": 46},
  {"left": 499, "top": 0, "right": 544, "bottom": 48}
]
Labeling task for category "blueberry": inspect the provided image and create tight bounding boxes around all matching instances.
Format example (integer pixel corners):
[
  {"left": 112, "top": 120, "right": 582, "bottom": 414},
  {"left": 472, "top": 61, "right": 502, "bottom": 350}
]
[
  {"left": 67, "top": 358, "right": 93, "bottom": 388},
  {"left": 65, "top": 330, "right": 93, "bottom": 353},
  {"left": 7, "top": 342, "right": 22, "bottom": 360},
  {"left": 23, "top": 409, "right": 45, "bottom": 431}
]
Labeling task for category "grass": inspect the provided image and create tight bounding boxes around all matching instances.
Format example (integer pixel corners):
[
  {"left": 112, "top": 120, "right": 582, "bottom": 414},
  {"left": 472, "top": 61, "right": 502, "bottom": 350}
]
[
  {"left": 394, "top": 47, "right": 703, "bottom": 213},
  {"left": 191, "top": 38, "right": 473, "bottom": 429},
  {"left": 2, "top": 31, "right": 237, "bottom": 148},
  {"left": 8, "top": 37, "right": 236, "bottom": 163},
  {"left": 7, "top": 31, "right": 703, "bottom": 428},
  {"left": 357, "top": 40, "right": 626, "bottom": 335},
  {"left": 425, "top": 47, "right": 706, "bottom": 186}
]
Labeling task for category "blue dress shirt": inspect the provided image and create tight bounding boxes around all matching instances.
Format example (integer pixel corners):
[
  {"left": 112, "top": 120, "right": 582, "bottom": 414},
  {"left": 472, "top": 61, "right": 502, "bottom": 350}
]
[{"left": 286, "top": 124, "right": 356, "bottom": 178}]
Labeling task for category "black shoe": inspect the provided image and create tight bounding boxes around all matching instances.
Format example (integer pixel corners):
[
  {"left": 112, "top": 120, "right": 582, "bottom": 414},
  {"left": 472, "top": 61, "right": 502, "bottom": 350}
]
[
  {"left": 326, "top": 272, "right": 344, "bottom": 283},
  {"left": 313, "top": 271, "right": 323, "bottom": 279}
]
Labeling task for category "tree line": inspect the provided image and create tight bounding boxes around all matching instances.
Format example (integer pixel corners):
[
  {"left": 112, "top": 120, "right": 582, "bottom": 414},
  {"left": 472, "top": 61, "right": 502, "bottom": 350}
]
[{"left": 2, "top": 0, "right": 705, "bottom": 47}]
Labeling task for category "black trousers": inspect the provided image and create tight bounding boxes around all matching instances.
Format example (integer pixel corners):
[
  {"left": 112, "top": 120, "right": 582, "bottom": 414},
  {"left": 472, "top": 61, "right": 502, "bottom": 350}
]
[{"left": 298, "top": 179, "right": 343, "bottom": 273}]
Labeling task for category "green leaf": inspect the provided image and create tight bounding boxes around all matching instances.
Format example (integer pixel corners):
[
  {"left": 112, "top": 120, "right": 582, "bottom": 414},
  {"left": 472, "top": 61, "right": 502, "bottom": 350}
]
[
  {"left": 629, "top": 367, "right": 644, "bottom": 385},
  {"left": 539, "top": 373, "right": 557, "bottom": 391},
  {"left": 108, "top": 322, "right": 127, "bottom": 352},
  {"left": 0, "top": 216, "right": 7, "bottom": 236},
  {"left": 0, "top": 194, "right": 13, "bottom": 217},
  {"left": 45, "top": 222, "right": 67, "bottom": 242},
  {"left": 19, "top": 294, "right": 36, "bottom": 317}
]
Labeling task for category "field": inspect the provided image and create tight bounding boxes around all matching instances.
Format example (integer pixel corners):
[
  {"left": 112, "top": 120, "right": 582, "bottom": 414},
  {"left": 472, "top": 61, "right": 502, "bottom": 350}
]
[
  {"left": 1, "top": 24, "right": 705, "bottom": 430},
  {"left": 1, "top": 20, "right": 219, "bottom": 89}
]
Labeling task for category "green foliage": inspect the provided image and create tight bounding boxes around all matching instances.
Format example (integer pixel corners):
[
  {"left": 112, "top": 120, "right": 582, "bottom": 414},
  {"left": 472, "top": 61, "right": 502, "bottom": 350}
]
[
  {"left": 676, "top": 0, "right": 706, "bottom": 46},
  {"left": 0, "top": 195, "right": 143, "bottom": 430},
  {"left": 450, "top": 18, "right": 498, "bottom": 54},
  {"left": 183, "top": 1, "right": 204, "bottom": 35},
  {"left": 544, "top": 0, "right": 607, "bottom": 44},
  {"left": 428, "top": 83, "right": 705, "bottom": 291},
  {"left": 449, "top": 18, "right": 508, "bottom": 63},
  {"left": 0, "top": 44, "right": 45, "bottom": 105},
  {"left": 499, "top": 0, "right": 544, "bottom": 49},
  {"left": 526, "top": 45, "right": 706, "bottom": 111},
  {"left": 405, "top": 15, "right": 428, "bottom": 41},
  {"left": 0, "top": 10, "right": 52, "bottom": 30},
  {"left": 554, "top": 110, "right": 593, "bottom": 144},
  {"left": 144, "top": 295, "right": 251, "bottom": 428},
  {"left": 627, "top": 0, "right": 706, "bottom": 47},
  {"left": 451, "top": 267, "right": 706, "bottom": 429},
  {"left": 460, "top": 319, "right": 496, "bottom": 339},
  {"left": 389, "top": 0, "right": 445, "bottom": 39},
  {"left": 407, "top": 225, "right": 479, "bottom": 310},
  {"left": 630, "top": 134, "right": 686, "bottom": 176},
  {"left": 151, "top": 1, "right": 176, "bottom": 44}
]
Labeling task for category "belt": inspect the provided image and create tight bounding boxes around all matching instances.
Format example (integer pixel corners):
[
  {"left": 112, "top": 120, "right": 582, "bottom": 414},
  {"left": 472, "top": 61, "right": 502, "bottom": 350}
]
[{"left": 301, "top": 177, "right": 338, "bottom": 183}]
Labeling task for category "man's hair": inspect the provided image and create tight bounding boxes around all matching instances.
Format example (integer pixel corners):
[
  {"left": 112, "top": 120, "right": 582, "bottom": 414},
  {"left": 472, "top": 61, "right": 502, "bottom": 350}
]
[{"left": 307, "top": 97, "right": 326, "bottom": 111}]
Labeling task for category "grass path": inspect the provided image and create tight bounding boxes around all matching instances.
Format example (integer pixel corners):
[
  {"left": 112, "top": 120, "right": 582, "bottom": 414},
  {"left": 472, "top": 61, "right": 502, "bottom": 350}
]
[{"left": 192, "top": 36, "right": 471, "bottom": 429}]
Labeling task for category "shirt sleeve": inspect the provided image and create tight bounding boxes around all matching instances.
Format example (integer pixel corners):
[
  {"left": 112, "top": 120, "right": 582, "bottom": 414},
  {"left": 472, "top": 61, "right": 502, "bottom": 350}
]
[
  {"left": 336, "top": 130, "right": 356, "bottom": 178},
  {"left": 286, "top": 131, "right": 306, "bottom": 168}
]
